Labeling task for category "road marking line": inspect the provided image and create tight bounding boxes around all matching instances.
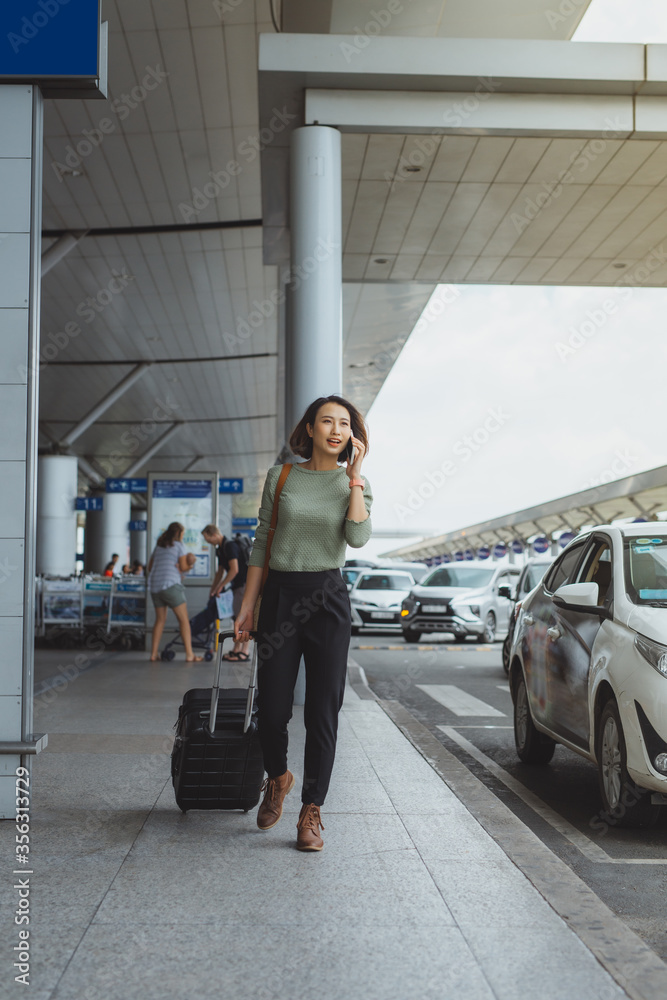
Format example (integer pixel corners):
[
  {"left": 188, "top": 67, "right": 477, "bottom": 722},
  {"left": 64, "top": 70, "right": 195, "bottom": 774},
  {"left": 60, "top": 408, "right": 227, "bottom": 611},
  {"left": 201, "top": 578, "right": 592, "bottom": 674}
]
[
  {"left": 417, "top": 684, "right": 505, "bottom": 717},
  {"left": 497, "top": 684, "right": 511, "bottom": 694},
  {"left": 438, "top": 725, "right": 667, "bottom": 865}
]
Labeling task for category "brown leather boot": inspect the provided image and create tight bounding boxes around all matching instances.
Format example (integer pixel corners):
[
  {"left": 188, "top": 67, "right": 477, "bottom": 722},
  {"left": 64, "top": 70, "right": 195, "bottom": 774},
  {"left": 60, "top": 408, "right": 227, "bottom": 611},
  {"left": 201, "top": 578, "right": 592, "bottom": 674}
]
[
  {"left": 296, "top": 803, "right": 324, "bottom": 851},
  {"left": 256, "top": 770, "right": 295, "bottom": 830}
]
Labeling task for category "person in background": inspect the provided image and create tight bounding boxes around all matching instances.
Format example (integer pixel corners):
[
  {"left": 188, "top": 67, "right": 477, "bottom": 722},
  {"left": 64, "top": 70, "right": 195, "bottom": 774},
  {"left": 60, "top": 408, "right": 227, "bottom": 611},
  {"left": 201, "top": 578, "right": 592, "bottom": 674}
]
[
  {"left": 147, "top": 522, "right": 202, "bottom": 663},
  {"left": 201, "top": 525, "right": 249, "bottom": 661},
  {"left": 131, "top": 560, "right": 145, "bottom": 576},
  {"left": 122, "top": 563, "right": 132, "bottom": 575},
  {"left": 103, "top": 554, "right": 119, "bottom": 576}
]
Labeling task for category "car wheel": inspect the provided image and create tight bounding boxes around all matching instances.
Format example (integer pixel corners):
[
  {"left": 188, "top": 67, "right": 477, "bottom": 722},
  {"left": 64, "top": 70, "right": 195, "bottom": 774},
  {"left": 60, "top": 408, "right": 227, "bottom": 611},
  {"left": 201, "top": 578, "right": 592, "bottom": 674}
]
[
  {"left": 514, "top": 675, "right": 556, "bottom": 764},
  {"left": 483, "top": 612, "right": 496, "bottom": 643},
  {"left": 502, "top": 635, "right": 511, "bottom": 675},
  {"left": 402, "top": 628, "right": 421, "bottom": 643},
  {"left": 596, "top": 700, "right": 659, "bottom": 829}
]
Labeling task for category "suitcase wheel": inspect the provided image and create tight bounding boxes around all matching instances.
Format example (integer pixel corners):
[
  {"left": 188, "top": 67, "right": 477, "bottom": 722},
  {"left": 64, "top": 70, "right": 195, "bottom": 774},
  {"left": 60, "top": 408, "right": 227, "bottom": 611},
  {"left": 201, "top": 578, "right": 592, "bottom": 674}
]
[
  {"left": 204, "top": 650, "right": 213, "bottom": 662},
  {"left": 161, "top": 649, "right": 175, "bottom": 661}
]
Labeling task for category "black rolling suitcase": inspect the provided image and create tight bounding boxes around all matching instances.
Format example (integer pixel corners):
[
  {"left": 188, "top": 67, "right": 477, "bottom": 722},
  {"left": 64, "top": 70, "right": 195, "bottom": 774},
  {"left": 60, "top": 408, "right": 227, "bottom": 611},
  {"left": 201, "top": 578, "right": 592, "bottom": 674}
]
[{"left": 171, "top": 630, "right": 265, "bottom": 812}]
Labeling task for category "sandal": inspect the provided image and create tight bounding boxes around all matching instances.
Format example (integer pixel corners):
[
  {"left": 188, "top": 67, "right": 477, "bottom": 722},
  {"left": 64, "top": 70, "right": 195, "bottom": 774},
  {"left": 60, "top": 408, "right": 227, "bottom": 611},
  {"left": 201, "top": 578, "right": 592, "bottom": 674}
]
[
  {"left": 222, "top": 652, "right": 240, "bottom": 661},
  {"left": 235, "top": 652, "right": 250, "bottom": 662}
]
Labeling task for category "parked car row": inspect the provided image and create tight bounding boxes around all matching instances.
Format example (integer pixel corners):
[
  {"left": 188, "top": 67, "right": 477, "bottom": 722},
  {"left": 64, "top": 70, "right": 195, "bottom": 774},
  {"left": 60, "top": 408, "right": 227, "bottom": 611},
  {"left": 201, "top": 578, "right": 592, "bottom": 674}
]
[{"left": 508, "top": 523, "right": 667, "bottom": 827}]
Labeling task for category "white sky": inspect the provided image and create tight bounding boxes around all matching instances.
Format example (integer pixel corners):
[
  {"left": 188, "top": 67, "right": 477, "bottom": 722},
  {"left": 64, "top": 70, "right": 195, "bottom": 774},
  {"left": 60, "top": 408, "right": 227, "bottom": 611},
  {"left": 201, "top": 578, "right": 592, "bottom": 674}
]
[{"left": 357, "top": 0, "right": 667, "bottom": 561}]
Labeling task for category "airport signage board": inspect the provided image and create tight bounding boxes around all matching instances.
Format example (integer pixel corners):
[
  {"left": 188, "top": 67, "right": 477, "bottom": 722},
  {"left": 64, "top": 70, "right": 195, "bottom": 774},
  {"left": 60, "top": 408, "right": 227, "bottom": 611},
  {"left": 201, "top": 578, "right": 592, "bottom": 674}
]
[
  {"left": 219, "top": 478, "right": 243, "bottom": 493},
  {"left": 533, "top": 536, "right": 550, "bottom": 553},
  {"left": 0, "top": 0, "right": 106, "bottom": 97},
  {"left": 147, "top": 474, "right": 218, "bottom": 583},
  {"left": 106, "top": 478, "right": 147, "bottom": 493},
  {"left": 493, "top": 543, "right": 507, "bottom": 558},
  {"left": 477, "top": 546, "right": 490, "bottom": 560},
  {"left": 75, "top": 496, "right": 102, "bottom": 511}
]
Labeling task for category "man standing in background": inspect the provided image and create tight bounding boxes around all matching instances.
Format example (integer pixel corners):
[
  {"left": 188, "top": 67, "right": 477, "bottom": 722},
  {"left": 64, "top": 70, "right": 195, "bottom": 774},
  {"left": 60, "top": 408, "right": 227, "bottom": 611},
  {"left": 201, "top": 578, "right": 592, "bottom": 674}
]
[{"left": 201, "top": 525, "right": 250, "bottom": 661}]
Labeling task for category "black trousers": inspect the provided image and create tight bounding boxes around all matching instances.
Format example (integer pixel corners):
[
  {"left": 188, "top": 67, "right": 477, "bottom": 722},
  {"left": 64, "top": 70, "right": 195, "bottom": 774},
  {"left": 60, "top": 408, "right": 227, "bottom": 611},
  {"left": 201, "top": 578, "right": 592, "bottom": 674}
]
[{"left": 255, "top": 568, "right": 351, "bottom": 806}]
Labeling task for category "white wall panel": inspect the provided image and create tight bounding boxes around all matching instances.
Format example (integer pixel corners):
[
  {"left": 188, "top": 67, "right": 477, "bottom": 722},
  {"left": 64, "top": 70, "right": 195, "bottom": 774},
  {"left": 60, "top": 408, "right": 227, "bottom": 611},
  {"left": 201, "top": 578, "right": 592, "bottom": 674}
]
[
  {"left": 0, "top": 309, "right": 28, "bottom": 383},
  {"left": 0, "top": 540, "right": 25, "bottom": 617},
  {"left": 0, "top": 619, "right": 22, "bottom": 696},
  {"left": 0, "top": 387, "right": 28, "bottom": 460},
  {"left": 0, "top": 235, "right": 30, "bottom": 308}
]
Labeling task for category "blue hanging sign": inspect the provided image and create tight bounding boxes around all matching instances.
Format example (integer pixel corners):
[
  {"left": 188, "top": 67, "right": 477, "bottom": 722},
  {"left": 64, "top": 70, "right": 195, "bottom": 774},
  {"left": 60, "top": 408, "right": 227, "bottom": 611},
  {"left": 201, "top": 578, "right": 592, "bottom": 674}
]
[
  {"left": 464, "top": 549, "right": 474, "bottom": 561},
  {"left": 493, "top": 543, "right": 507, "bottom": 559},
  {"left": 76, "top": 496, "right": 103, "bottom": 511},
  {"left": 533, "top": 536, "right": 550, "bottom": 553},
  {"left": 106, "top": 478, "right": 147, "bottom": 493},
  {"left": 477, "top": 546, "right": 490, "bottom": 560},
  {"left": 129, "top": 520, "right": 146, "bottom": 532},
  {"left": 232, "top": 517, "right": 257, "bottom": 526},
  {"left": 219, "top": 478, "right": 243, "bottom": 493},
  {"left": 454, "top": 551, "right": 464, "bottom": 561},
  {"left": 511, "top": 540, "right": 524, "bottom": 554},
  {"left": 559, "top": 531, "right": 576, "bottom": 548},
  {"left": 0, "top": 1, "right": 105, "bottom": 94}
]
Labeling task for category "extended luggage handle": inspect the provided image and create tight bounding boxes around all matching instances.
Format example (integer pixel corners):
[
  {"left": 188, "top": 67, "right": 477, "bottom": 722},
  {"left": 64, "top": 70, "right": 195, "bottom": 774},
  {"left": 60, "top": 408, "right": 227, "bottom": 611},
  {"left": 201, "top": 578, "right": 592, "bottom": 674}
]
[{"left": 207, "top": 630, "right": 258, "bottom": 736}]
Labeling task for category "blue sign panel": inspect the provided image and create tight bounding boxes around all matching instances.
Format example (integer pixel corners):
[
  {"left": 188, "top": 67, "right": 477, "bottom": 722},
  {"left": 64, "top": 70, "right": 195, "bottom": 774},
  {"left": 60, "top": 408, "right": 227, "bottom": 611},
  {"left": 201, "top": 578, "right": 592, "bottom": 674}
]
[
  {"left": 129, "top": 520, "right": 146, "bottom": 532},
  {"left": 559, "top": 531, "right": 576, "bottom": 548},
  {"left": 454, "top": 551, "right": 464, "bottom": 562},
  {"left": 219, "top": 478, "right": 243, "bottom": 493},
  {"left": 464, "top": 549, "right": 474, "bottom": 561},
  {"left": 493, "top": 543, "right": 507, "bottom": 559},
  {"left": 533, "top": 536, "right": 550, "bottom": 553},
  {"left": 106, "top": 478, "right": 147, "bottom": 493},
  {"left": 76, "top": 496, "right": 103, "bottom": 511},
  {"left": 0, "top": 0, "right": 100, "bottom": 78},
  {"left": 232, "top": 517, "right": 257, "bottom": 526},
  {"left": 477, "top": 546, "right": 490, "bottom": 560},
  {"left": 152, "top": 479, "right": 212, "bottom": 499},
  {"left": 511, "top": 540, "right": 524, "bottom": 554}
]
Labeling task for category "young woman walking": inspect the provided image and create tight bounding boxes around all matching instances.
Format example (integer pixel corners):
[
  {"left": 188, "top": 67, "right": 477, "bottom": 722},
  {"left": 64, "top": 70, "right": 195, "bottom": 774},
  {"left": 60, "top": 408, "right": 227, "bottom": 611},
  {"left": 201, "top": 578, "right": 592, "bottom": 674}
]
[
  {"left": 147, "top": 521, "right": 202, "bottom": 663},
  {"left": 235, "top": 395, "right": 372, "bottom": 851}
]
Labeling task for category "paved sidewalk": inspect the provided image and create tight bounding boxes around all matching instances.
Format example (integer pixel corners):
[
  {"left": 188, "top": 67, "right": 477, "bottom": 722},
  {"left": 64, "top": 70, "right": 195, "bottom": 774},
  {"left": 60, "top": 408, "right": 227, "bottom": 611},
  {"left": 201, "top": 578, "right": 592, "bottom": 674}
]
[{"left": 1, "top": 652, "right": 632, "bottom": 1000}]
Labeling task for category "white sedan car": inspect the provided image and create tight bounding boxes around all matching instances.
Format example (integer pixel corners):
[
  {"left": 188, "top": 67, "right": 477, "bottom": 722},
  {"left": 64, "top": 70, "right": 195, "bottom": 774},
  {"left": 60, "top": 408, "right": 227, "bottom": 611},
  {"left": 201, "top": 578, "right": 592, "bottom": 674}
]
[
  {"left": 350, "top": 570, "right": 415, "bottom": 634},
  {"left": 509, "top": 523, "right": 667, "bottom": 827}
]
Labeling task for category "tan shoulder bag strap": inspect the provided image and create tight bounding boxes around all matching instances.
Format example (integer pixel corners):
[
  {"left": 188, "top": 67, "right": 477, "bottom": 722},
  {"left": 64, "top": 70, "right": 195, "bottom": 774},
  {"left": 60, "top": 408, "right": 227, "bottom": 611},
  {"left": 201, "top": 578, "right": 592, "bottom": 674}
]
[{"left": 260, "top": 462, "right": 292, "bottom": 594}]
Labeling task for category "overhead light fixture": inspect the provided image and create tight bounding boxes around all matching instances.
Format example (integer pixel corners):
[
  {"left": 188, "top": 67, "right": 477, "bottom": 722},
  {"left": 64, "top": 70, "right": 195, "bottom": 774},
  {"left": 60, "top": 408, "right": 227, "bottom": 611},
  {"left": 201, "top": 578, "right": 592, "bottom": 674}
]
[
  {"left": 613, "top": 262, "right": 627, "bottom": 269},
  {"left": 374, "top": 258, "right": 389, "bottom": 264},
  {"left": 348, "top": 361, "right": 375, "bottom": 368},
  {"left": 404, "top": 166, "right": 421, "bottom": 173}
]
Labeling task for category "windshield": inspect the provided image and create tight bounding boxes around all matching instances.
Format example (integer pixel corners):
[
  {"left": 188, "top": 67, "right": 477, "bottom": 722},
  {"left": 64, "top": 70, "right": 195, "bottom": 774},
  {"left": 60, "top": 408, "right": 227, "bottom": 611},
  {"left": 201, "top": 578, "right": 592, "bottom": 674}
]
[
  {"left": 422, "top": 567, "right": 494, "bottom": 588},
  {"left": 525, "top": 563, "right": 551, "bottom": 592},
  {"left": 341, "top": 568, "right": 360, "bottom": 586},
  {"left": 356, "top": 573, "right": 414, "bottom": 591},
  {"left": 624, "top": 536, "right": 667, "bottom": 604}
]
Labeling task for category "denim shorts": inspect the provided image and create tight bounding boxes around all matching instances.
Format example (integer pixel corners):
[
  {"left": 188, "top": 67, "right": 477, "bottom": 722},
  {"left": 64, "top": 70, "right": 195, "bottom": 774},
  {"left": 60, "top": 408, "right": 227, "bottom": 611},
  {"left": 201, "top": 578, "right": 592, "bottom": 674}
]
[{"left": 151, "top": 583, "right": 186, "bottom": 609}]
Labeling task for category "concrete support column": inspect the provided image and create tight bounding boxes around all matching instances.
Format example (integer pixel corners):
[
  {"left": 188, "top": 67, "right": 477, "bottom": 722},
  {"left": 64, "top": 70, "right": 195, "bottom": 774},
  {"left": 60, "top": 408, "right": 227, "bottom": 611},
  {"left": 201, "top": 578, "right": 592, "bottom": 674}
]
[
  {"left": 36, "top": 455, "right": 78, "bottom": 576},
  {"left": 0, "top": 86, "right": 43, "bottom": 816},
  {"left": 288, "top": 126, "right": 342, "bottom": 706},
  {"left": 287, "top": 125, "right": 342, "bottom": 432},
  {"left": 84, "top": 493, "right": 131, "bottom": 574}
]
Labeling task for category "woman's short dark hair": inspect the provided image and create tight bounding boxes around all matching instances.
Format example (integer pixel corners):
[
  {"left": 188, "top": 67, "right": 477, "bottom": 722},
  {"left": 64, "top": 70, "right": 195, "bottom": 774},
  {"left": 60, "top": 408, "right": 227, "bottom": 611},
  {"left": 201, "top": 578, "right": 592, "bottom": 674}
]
[
  {"left": 157, "top": 522, "right": 184, "bottom": 548},
  {"left": 289, "top": 395, "right": 369, "bottom": 462}
]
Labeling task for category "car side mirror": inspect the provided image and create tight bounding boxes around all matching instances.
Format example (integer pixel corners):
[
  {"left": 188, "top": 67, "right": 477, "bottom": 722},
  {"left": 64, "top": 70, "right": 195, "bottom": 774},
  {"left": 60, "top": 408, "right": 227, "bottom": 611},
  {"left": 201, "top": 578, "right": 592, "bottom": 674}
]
[
  {"left": 497, "top": 585, "right": 512, "bottom": 600},
  {"left": 553, "top": 582, "right": 611, "bottom": 618},
  {"left": 346, "top": 583, "right": 352, "bottom": 591}
]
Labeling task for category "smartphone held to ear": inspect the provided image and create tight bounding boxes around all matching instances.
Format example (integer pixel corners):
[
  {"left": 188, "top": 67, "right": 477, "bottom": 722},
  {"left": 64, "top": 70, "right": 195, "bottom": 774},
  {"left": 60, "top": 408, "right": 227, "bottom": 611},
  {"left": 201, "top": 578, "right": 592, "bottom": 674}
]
[{"left": 346, "top": 439, "right": 355, "bottom": 463}]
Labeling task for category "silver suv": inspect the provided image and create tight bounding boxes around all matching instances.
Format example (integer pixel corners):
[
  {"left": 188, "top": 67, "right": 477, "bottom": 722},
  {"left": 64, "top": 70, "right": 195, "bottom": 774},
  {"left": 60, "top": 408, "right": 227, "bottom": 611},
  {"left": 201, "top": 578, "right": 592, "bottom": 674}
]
[{"left": 400, "top": 561, "right": 521, "bottom": 642}]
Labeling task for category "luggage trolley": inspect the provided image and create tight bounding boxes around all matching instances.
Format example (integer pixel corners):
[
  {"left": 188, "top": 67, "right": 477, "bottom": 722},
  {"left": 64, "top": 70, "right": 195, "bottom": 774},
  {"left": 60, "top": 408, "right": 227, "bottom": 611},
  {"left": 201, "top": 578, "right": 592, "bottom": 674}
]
[
  {"left": 41, "top": 577, "right": 84, "bottom": 647},
  {"left": 107, "top": 577, "right": 146, "bottom": 651}
]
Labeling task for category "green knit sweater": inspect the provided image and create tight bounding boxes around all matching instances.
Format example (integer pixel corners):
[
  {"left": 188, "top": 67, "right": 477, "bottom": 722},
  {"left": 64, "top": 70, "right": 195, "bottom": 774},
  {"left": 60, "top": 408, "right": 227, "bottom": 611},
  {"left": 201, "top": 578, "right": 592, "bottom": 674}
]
[{"left": 248, "top": 463, "right": 373, "bottom": 572}]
